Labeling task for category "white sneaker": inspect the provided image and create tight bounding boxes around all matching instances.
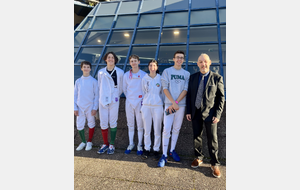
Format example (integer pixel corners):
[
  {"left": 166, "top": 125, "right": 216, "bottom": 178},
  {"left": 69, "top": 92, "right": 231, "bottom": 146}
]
[
  {"left": 124, "top": 143, "right": 135, "bottom": 154},
  {"left": 76, "top": 142, "right": 86, "bottom": 151},
  {"left": 85, "top": 142, "right": 93, "bottom": 151}
]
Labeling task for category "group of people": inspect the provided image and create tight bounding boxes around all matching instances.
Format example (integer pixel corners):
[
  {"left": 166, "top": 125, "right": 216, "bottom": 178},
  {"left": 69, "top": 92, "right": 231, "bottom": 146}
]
[{"left": 74, "top": 50, "right": 225, "bottom": 178}]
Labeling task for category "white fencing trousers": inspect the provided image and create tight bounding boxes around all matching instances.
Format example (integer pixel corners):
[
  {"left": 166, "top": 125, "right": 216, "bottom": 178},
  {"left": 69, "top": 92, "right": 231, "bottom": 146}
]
[
  {"left": 99, "top": 89, "right": 120, "bottom": 130},
  {"left": 141, "top": 106, "right": 163, "bottom": 151},
  {"left": 76, "top": 106, "right": 95, "bottom": 131},
  {"left": 162, "top": 106, "right": 185, "bottom": 157},
  {"left": 125, "top": 100, "right": 144, "bottom": 146}
]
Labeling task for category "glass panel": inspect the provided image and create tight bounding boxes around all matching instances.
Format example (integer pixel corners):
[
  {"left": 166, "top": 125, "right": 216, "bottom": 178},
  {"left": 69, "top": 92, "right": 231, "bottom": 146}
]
[
  {"left": 74, "top": 65, "right": 96, "bottom": 83},
  {"left": 96, "top": 2, "right": 118, "bottom": 15},
  {"left": 134, "top": 29, "right": 160, "bottom": 44},
  {"left": 161, "top": 27, "right": 187, "bottom": 43},
  {"left": 108, "top": 30, "right": 134, "bottom": 45},
  {"left": 188, "top": 44, "right": 219, "bottom": 63},
  {"left": 158, "top": 45, "right": 186, "bottom": 64},
  {"left": 79, "top": 17, "right": 92, "bottom": 30},
  {"left": 74, "top": 32, "right": 86, "bottom": 46},
  {"left": 75, "top": 47, "right": 103, "bottom": 64},
  {"left": 189, "top": 26, "right": 218, "bottom": 42},
  {"left": 191, "top": 0, "right": 216, "bottom": 9},
  {"left": 83, "top": 31, "right": 109, "bottom": 45},
  {"left": 164, "top": 12, "right": 188, "bottom": 26},
  {"left": 219, "top": 0, "right": 226, "bottom": 7},
  {"left": 88, "top": 4, "right": 98, "bottom": 16},
  {"left": 219, "top": 9, "right": 226, "bottom": 23},
  {"left": 125, "top": 65, "right": 150, "bottom": 73},
  {"left": 138, "top": 13, "right": 162, "bottom": 27},
  {"left": 130, "top": 46, "right": 157, "bottom": 63},
  {"left": 220, "top": 25, "right": 226, "bottom": 41},
  {"left": 221, "top": 43, "right": 226, "bottom": 63},
  {"left": 74, "top": 47, "right": 79, "bottom": 57},
  {"left": 187, "top": 65, "right": 219, "bottom": 75},
  {"left": 101, "top": 46, "right": 129, "bottom": 64},
  {"left": 115, "top": 15, "right": 138, "bottom": 28},
  {"left": 118, "top": 1, "right": 140, "bottom": 14},
  {"left": 166, "top": 0, "right": 188, "bottom": 11},
  {"left": 141, "top": 0, "right": 163, "bottom": 13},
  {"left": 190, "top": 10, "right": 216, "bottom": 25},
  {"left": 91, "top": 16, "right": 114, "bottom": 29}
]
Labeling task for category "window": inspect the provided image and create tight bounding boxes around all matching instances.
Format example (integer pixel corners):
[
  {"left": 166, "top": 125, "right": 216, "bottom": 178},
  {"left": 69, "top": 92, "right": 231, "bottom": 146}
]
[
  {"left": 161, "top": 27, "right": 187, "bottom": 43},
  {"left": 191, "top": 0, "right": 215, "bottom": 9},
  {"left": 75, "top": 47, "right": 103, "bottom": 64},
  {"left": 138, "top": 13, "right": 162, "bottom": 27},
  {"left": 109, "top": 30, "right": 134, "bottom": 45},
  {"left": 79, "top": 17, "right": 92, "bottom": 30},
  {"left": 165, "top": 0, "right": 189, "bottom": 11},
  {"left": 101, "top": 46, "right": 130, "bottom": 64},
  {"left": 83, "top": 31, "right": 109, "bottom": 45},
  {"left": 164, "top": 12, "right": 188, "bottom": 26},
  {"left": 74, "top": 32, "right": 86, "bottom": 46},
  {"left": 140, "top": 0, "right": 163, "bottom": 13},
  {"left": 190, "top": 10, "right": 216, "bottom": 25},
  {"left": 96, "top": 2, "right": 118, "bottom": 15},
  {"left": 188, "top": 44, "right": 219, "bottom": 63},
  {"left": 118, "top": 1, "right": 140, "bottom": 14},
  {"left": 219, "top": 9, "right": 226, "bottom": 23},
  {"left": 189, "top": 26, "right": 218, "bottom": 42},
  {"left": 115, "top": 15, "right": 138, "bottom": 28},
  {"left": 158, "top": 45, "right": 187, "bottom": 64},
  {"left": 91, "top": 16, "right": 114, "bottom": 29},
  {"left": 130, "top": 46, "right": 157, "bottom": 63},
  {"left": 134, "top": 29, "right": 160, "bottom": 44}
]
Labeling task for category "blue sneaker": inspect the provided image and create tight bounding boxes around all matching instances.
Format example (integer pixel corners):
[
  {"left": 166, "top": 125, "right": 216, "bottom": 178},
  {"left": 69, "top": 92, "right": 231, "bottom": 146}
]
[
  {"left": 107, "top": 144, "right": 115, "bottom": 155},
  {"left": 169, "top": 150, "right": 180, "bottom": 162},
  {"left": 157, "top": 155, "right": 168, "bottom": 167},
  {"left": 124, "top": 144, "right": 135, "bottom": 154},
  {"left": 137, "top": 144, "right": 143, "bottom": 156},
  {"left": 97, "top": 144, "right": 109, "bottom": 154}
]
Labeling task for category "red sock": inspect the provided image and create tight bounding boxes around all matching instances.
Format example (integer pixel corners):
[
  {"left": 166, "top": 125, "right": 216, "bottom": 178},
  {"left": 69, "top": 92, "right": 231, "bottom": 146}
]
[
  {"left": 101, "top": 129, "right": 109, "bottom": 145},
  {"left": 88, "top": 127, "right": 95, "bottom": 142}
]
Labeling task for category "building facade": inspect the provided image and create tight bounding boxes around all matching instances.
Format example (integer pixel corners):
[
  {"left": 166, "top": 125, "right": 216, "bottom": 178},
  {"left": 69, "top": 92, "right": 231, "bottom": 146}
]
[{"left": 74, "top": 0, "right": 226, "bottom": 94}]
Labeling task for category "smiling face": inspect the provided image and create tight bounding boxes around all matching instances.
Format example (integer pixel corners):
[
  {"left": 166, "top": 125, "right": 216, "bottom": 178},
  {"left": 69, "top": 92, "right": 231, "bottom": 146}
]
[
  {"left": 129, "top": 58, "right": 140, "bottom": 70},
  {"left": 173, "top": 53, "right": 184, "bottom": 68},
  {"left": 197, "top": 54, "right": 211, "bottom": 74},
  {"left": 81, "top": 64, "right": 91, "bottom": 76},
  {"left": 148, "top": 61, "right": 158, "bottom": 73},
  {"left": 105, "top": 53, "right": 115, "bottom": 67}
]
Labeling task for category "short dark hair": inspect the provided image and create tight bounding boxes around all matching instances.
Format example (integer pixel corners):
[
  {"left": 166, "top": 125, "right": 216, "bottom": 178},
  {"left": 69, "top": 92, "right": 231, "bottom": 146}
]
[
  {"left": 129, "top": 54, "right": 140, "bottom": 61},
  {"left": 173, "top": 50, "right": 185, "bottom": 58},
  {"left": 148, "top": 59, "right": 159, "bottom": 74},
  {"left": 103, "top": 52, "right": 119, "bottom": 65},
  {"left": 80, "top": 61, "right": 91, "bottom": 69}
]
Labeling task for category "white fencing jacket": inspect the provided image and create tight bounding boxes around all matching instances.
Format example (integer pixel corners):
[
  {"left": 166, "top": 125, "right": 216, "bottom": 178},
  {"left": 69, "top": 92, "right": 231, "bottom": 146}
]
[
  {"left": 98, "top": 66, "right": 124, "bottom": 107},
  {"left": 74, "top": 75, "right": 99, "bottom": 111},
  {"left": 142, "top": 74, "right": 164, "bottom": 107}
]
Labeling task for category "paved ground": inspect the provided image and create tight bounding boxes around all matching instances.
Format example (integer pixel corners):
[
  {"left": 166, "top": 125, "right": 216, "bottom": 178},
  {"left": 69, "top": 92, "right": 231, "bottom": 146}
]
[{"left": 74, "top": 98, "right": 226, "bottom": 189}]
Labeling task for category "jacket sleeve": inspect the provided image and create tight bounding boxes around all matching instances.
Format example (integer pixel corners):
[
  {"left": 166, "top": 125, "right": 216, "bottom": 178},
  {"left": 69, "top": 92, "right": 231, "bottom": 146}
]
[
  {"left": 119, "top": 70, "right": 124, "bottom": 97},
  {"left": 185, "top": 75, "right": 192, "bottom": 115},
  {"left": 93, "top": 79, "right": 99, "bottom": 110},
  {"left": 214, "top": 75, "right": 225, "bottom": 120},
  {"left": 123, "top": 72, "right": 127, "bottom": 97},
  {"left": 74, "top": 80, "right": 79, "bottom": 111},
  {"left": 161, "top": 69, "right": 169, "bottom": 90}
]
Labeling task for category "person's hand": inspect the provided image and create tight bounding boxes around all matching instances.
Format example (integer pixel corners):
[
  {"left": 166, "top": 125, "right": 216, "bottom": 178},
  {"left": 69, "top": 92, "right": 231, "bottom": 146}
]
[
  {"left": 91, "top": 110, "right": 97, "bottom": 116},
  {"left": 186, "top": 114, "right": 191, "bottom": 121},
  {"left": 167, "top": 105, "right": 174, "bottom": 114},
  {"left": 74, "top": 110, "right": 79, "bottom": 116},
  {"left": 212, "top": 117, "right": 219, "bottom": 124},
  {"left": 172, "top": 102, "right": 179, "bottom": 110}
]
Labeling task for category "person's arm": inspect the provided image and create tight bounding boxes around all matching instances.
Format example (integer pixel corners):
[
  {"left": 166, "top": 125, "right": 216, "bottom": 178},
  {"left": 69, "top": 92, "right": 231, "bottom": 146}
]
[
  {"left": 74, "top": 80, "right": 79, "bottom": 116},
  {"left": 119, "top": 70, "right": 124, "bottom": 97},
  {"left": 92, "top": 79, "right": 99, "bottom": 116},
  {"left": 123, "top": 73, "right": 127, "bottom": 97},
  {"left": 212, "top": 76, "right": 225, "bottom": 123},
  {"left": 186, "top": 74, "right": 193, "bottom": 121}
]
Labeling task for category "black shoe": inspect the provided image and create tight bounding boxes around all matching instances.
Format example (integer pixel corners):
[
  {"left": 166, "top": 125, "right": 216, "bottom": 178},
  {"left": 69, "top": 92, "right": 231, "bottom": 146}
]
[
  {"left": 142, "top": 150, "right": 150, "bottom": 159},
  {"left": 153, "top": 151, "right": 160, "bottom": 161}
]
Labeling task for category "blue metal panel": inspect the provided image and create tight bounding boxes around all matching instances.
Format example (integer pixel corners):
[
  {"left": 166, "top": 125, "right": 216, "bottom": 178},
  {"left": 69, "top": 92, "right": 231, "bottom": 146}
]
[
  {"left": 155, "top": 0, "right": 166, "bottom": 61},
  {"left": 92, "top": 2, "right": 122, "bottom": 77},
  {"left": 74, "top": 30, "right": 90, "bottom": 61}
]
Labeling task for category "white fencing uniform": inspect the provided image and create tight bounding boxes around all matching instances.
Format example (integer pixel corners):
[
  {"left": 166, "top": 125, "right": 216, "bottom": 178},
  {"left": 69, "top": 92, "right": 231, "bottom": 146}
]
[
  {"left": 123, "top": 69, "right": 146, "bottom": 146},
  {"left": 141, "top": 74, "right": 164, "bottom": 151},
  {"left": 98, "top": 66, "right": 124, "bottom": 129},
  {"left": 74, "top": 75, "right": 99, "bottom": 130},
  {"left": 161, "top": 66, "right": 190, "bottom": 156}
]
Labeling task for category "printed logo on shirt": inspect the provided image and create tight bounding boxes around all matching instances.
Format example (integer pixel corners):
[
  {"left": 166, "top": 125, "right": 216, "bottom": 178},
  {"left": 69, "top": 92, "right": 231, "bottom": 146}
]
[
  {"left": 115, "top": 97, "right": 118, "bottom": 102},
  {"left": 139, "top": 95, "right": 142, "bottom": 98},
  {"left": 171, "top": 75, "right": 185, "bottom": 84},
  {"left": 156, "top": 83, "right": 160, "bottom": 87}
]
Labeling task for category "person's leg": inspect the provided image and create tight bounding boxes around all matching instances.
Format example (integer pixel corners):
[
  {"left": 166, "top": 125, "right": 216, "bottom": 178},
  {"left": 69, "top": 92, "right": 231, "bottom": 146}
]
[
  {"left": 135, "top": 103, "right": 144, "bottom": 147},
  {"left": 125, "top": 100, "right": 135, "bottom": 146},
  {"left": 162, "top": 106, "right": 174, "bottom": 157},
  {"left": 76, "top": 109, "right": 86, "bottom": 151},
  {"left": 152, "top": 106, "right": 163, "bottom": 152},
  {"left": 99, "top": 104, "right": 109, "bottom": 145},
  {"left": 86, "top": 108, "right": 96, "bottom": 142},
  {"left": 204, "top": 121, "right": 220, "bottom": 166},
  {"left": 170, "top": 106, "right": 185, "bottom": 152},
  {"left": 192, "top": 109, "right": 205, "bottom": 160},
  {"left": 141, "top": 106, "right": 152, "bottom": 151},
  {"left": 109, "top": 101, "right": 120, "bottom": 145}
]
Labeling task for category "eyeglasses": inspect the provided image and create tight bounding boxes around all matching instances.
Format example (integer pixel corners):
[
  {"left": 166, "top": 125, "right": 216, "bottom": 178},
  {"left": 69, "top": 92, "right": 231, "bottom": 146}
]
[{"left": 175, "top": 56, "right": 184, "bottom": 60}]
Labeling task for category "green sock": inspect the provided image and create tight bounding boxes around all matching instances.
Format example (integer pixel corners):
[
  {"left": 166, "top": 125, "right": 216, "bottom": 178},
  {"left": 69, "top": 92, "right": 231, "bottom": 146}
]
[
  {"left": 110, "top": 128, "right": 117, "bottom": 145},
  {"left": 78, "top": 129, "right": 86, "bottom": 143}
]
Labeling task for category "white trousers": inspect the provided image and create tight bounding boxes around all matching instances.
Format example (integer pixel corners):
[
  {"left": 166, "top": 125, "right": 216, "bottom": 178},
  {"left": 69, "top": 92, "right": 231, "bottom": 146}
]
[
  {"left": 99, "top": 88, "right": 120, "bottom": 129},
  {"left": 76, "top": 106, "right": 95, "bottom": 131},
  {"left": 125, "top": 100, "right": 143, "bottom": 146},
  {"left": 162, "top": 106, "right": 185, "bottom": 157},
  {"left": 141, "top": 105, "right": 163, "bottom": 151}
]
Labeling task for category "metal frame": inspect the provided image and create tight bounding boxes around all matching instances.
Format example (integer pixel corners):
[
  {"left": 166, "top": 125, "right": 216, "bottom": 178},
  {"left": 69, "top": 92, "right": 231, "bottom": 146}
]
[{"left": 74, "top": 0, "right": 226, "bottom": 94}]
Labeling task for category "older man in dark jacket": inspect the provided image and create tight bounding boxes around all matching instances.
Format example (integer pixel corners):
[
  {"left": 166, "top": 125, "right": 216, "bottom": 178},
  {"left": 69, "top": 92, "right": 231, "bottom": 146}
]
[{"left": 186, "top": 53, "right": 225, "bottom": 178}]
